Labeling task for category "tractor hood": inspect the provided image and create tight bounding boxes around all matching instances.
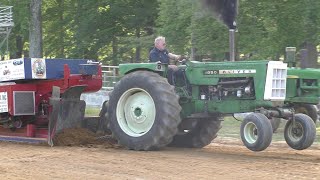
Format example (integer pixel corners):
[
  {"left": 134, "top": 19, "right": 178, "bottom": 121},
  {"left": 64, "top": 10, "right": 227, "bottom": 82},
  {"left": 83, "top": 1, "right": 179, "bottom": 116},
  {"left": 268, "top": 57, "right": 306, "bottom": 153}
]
[{"left": 287, "top": 68, "right": 320, "bottom": 79}]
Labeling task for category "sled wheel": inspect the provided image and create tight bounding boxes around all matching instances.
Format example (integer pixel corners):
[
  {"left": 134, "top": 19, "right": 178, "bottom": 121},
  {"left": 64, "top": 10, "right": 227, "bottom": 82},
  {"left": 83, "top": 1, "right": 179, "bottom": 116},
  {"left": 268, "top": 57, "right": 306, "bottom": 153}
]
[
  {"left": 284, "top": 113, "right": 316, "bottom": 150},
  {"left": 240, "top": 113, "right": 273, "bottom": 151},
  {"left": 108, "top": 71, "right": 181, "bottom": 150},
  {"left": 169, "top": 117, "right": 222, "bottom": 148}
]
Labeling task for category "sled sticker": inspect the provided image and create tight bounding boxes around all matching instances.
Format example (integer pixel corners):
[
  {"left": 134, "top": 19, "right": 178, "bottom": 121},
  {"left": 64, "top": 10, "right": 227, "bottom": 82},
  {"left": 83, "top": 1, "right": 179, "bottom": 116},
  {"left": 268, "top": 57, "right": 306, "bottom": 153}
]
[
  {"left": 0, "top": 58, "right": 25, "bottom": 81},
  {"left": 0, "top": 92, "right": 8, "bottom": 113},
  {"left": 31, "top": 58, "right": 47, "bottom": 79}
]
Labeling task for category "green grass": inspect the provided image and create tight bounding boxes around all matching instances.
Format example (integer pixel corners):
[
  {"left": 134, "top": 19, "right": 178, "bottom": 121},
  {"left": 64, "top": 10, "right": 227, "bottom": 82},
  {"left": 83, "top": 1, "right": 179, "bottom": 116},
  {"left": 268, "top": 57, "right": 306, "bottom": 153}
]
[
  {"left": 219, "top": 116, "right": 320, "bottom": 144},
  {"left": 219, "top": 116, "right": 242, "bottom": 139},
  {"left": 85, "top": 107, "right": 101, "bottom": 116}
]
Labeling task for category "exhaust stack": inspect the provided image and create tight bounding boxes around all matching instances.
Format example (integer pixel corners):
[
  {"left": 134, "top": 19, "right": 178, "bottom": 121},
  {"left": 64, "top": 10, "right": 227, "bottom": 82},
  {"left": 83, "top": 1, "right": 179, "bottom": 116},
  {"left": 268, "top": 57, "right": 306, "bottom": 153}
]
[{"left": 229, "top": 29, "right": 235, "bottom": 61}]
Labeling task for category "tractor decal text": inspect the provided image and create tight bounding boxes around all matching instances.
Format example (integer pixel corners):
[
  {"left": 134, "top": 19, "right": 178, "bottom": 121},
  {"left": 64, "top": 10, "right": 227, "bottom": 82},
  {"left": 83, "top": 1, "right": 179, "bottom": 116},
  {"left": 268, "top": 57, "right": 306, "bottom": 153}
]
[
  {"left": 203, "top": 70, "right": 219, "bottom": 75},
  {"left": 219, "top": 69, "right": 256, "bottom": 74},
  {"left": 203, "top": 69, "right": 256, "bottom": 75}
]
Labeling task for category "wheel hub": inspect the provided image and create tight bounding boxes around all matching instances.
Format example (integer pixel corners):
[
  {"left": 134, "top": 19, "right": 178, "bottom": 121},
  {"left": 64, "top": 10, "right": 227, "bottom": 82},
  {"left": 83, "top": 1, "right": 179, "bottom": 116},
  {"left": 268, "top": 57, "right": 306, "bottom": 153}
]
[
  {"left": 132, "top": 107, "right": 145, "bottom": 123},
  {"left": 117, "top": 88, "right": 156, "bottom": 137},
  {"left": 288, "top": 122, "right": 303, "bottom": 142},
  {"left": 134, "top": 107, "right": 142, "bottom": 117},
  {"left": 244, "top": 122, "right": 258, "bottom": 144}
]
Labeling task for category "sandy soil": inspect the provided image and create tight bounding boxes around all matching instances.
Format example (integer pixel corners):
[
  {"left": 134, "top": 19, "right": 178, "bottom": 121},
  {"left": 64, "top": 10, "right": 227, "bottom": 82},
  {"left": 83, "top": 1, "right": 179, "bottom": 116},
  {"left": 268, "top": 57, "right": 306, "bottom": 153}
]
[{"left": 0, "top": 133, "right": 319, "bottom": 180}]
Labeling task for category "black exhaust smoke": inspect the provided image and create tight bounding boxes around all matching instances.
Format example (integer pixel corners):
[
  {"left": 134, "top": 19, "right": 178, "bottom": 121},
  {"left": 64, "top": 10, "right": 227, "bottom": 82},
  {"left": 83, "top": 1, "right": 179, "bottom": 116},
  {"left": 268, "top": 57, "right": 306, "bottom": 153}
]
[
  {"left": 201, "top": 0, "right": 238, "bottom": 29},
  {"left": 201, "top": 0, "right": 238, "bottom": 61}
]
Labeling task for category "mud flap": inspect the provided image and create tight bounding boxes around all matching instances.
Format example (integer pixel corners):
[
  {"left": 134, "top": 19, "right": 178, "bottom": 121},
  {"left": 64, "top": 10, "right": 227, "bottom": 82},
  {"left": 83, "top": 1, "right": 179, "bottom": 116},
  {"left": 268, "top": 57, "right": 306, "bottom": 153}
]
[{"left": 48, "top": 86, "right": 87, "bottom": 146}]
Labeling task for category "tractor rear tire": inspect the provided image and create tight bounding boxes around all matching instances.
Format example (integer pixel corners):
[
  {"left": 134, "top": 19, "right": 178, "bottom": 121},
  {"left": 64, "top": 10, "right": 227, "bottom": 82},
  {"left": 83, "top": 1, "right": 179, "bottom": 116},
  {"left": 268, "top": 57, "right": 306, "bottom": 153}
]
[
  {"left": 168, "top": 117, "right": 222, "bottom": 148},
  {"left": 97, "top": 100, "right": 111, "bottom": 134},
  {"left": 294, "top": 104, "right": 318, "bottom": 124},
  {"left": 108, "top": 71, "right": 181, "bottom": 150},
  {"left": 284, "top": 113, "right": 316, "bottom": 150},
  {"left": 240, "top": 113, "right": 273, "bottom": 151}
]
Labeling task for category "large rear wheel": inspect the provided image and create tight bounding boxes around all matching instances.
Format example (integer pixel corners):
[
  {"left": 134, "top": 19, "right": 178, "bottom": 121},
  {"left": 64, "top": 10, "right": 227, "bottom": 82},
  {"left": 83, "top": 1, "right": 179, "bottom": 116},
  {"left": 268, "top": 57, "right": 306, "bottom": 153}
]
[
  {"left": 169, "top": 117, "right": 222, "bottom": 148},
  {"left": 108, "top": 71, "right": 181, "bottom": 150}
]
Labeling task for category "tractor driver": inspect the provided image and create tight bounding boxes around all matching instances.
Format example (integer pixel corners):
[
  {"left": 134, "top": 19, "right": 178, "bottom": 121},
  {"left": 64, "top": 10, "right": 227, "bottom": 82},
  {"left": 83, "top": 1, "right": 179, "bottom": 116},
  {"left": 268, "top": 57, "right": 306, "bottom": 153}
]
[{"left": 149, "top": 36, "right": 184, "bottom": 84}]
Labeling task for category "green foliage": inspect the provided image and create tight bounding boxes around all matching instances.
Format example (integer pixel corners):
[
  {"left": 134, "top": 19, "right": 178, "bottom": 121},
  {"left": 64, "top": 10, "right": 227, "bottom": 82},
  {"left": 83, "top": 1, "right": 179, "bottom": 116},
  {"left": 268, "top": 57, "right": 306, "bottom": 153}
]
[
  {"left": 237, "top": 0, "right": 320, "bottom": 61},
  {"left": 0, "top": 0, "right": 319, "bottom": 64},
  {"left": 157, "top": 0, "right": 192, "bottom": 54}
]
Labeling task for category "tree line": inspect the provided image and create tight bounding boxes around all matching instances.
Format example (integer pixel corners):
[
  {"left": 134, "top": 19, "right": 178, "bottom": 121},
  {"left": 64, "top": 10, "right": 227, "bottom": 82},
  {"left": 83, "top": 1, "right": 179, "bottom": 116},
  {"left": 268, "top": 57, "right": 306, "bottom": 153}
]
[{"left": 0, "top": 0, "right": 319, "bottom": 66}]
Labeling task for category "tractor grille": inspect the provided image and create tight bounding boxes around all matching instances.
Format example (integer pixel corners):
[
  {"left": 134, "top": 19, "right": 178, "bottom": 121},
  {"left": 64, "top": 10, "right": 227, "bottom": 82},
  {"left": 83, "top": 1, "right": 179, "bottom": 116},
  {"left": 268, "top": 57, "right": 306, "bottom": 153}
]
[
  {"left": 264, "top": 61, "right": 287, "bottom": 101},
  {"left": 13, "top": 91, "right": 35, "bottom": 115}
]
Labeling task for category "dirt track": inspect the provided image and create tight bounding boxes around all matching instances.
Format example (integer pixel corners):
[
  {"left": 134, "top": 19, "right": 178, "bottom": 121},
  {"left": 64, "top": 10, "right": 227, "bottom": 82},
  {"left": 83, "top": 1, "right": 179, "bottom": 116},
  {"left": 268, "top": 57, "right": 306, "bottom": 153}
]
[{"left": 0, "top": 136, "right": 319, "bottom": 180}]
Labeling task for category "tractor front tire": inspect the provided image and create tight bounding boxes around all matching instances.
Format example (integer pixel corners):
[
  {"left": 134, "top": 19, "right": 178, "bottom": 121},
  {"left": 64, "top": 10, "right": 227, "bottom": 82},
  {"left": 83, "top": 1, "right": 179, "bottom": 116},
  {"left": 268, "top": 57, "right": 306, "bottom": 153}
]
[
  {"left": 108, "top": 71, "right": 181, "bottom": 150},
  {"left": 169, "top": 117, "right": 222, "bottom": 148},
  {"left": 284, "top": 114, "right": 316, "bottom": 150},
  {"left": 240, "top": 113, "right": 273, "bottom": 151}
]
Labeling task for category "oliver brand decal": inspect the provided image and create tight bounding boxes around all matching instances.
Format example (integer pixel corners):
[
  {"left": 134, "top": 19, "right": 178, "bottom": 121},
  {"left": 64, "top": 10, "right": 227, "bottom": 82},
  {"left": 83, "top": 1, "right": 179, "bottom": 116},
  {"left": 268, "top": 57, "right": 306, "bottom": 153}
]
[{"left": 203, "top": 69, "right": 256, "bottom": 75}]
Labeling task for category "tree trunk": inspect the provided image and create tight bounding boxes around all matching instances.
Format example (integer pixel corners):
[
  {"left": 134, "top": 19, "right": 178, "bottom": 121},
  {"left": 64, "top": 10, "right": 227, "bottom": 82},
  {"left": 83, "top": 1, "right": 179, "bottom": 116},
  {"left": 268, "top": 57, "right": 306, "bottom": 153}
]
[
  {"left": 301, "top": 41, "right": 318, "bottom": 68},
  {"left": 29, "top": 0, "right": 43, "bottom": 58},
  {"left": 57, "top": 0, "right": 64, "bottom": 58},
  {"left": 74, "top": 0, "right": 83, "bottom": 58},
  {"left": 191, "top": 32, "right": 196, "bottom": 61},
  {"left": 135, "top": 27, "right": 141, "bottom": 63},
  {"left": 275, "top": 53, "right": 280, "bottom": 61},
  {"left": 10, "top": 35, "right": 23, "bottom": 59},
  {"left": 112, "top": 36, "right": 118, "bottom": 66}
]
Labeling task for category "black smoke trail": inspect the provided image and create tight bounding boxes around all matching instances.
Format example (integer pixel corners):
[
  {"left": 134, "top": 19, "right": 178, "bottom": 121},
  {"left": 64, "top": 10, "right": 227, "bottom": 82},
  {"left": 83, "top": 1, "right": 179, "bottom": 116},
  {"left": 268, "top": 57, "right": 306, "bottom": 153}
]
[{"left": 201, "top": 0, "right": 238, "bottom": 29}]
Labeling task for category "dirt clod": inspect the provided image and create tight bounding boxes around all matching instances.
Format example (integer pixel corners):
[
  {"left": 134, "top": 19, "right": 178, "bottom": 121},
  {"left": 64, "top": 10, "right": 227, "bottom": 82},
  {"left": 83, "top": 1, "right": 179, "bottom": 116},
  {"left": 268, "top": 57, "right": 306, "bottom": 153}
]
[{"left": 53, "top": 128, "right": 120, "bottom": 148}]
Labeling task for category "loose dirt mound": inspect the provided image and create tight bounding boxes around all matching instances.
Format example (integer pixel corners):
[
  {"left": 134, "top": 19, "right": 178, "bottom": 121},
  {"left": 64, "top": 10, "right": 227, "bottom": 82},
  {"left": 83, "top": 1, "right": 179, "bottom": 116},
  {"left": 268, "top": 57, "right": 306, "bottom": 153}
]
[{"left": 53, "top": 128, "right": 120, "bottom": 148}]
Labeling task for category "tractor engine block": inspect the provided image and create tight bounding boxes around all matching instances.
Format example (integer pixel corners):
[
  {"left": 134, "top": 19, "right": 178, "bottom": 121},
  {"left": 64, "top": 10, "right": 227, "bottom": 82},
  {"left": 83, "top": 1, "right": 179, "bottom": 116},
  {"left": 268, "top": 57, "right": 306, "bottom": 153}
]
[{"left": 199, "top": 77, "right": 254, "bottom": 100}]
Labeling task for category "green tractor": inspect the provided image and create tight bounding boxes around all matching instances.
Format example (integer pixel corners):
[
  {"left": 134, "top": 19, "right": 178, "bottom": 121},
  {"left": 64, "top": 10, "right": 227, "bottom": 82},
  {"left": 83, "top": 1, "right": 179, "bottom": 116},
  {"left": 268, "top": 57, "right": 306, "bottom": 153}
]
[
  {"left": 272, "top": 47, "right": 320, "bottom": 132},
  {"left": 103, "top": 60, "right": 316, "bottom": 152}
]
